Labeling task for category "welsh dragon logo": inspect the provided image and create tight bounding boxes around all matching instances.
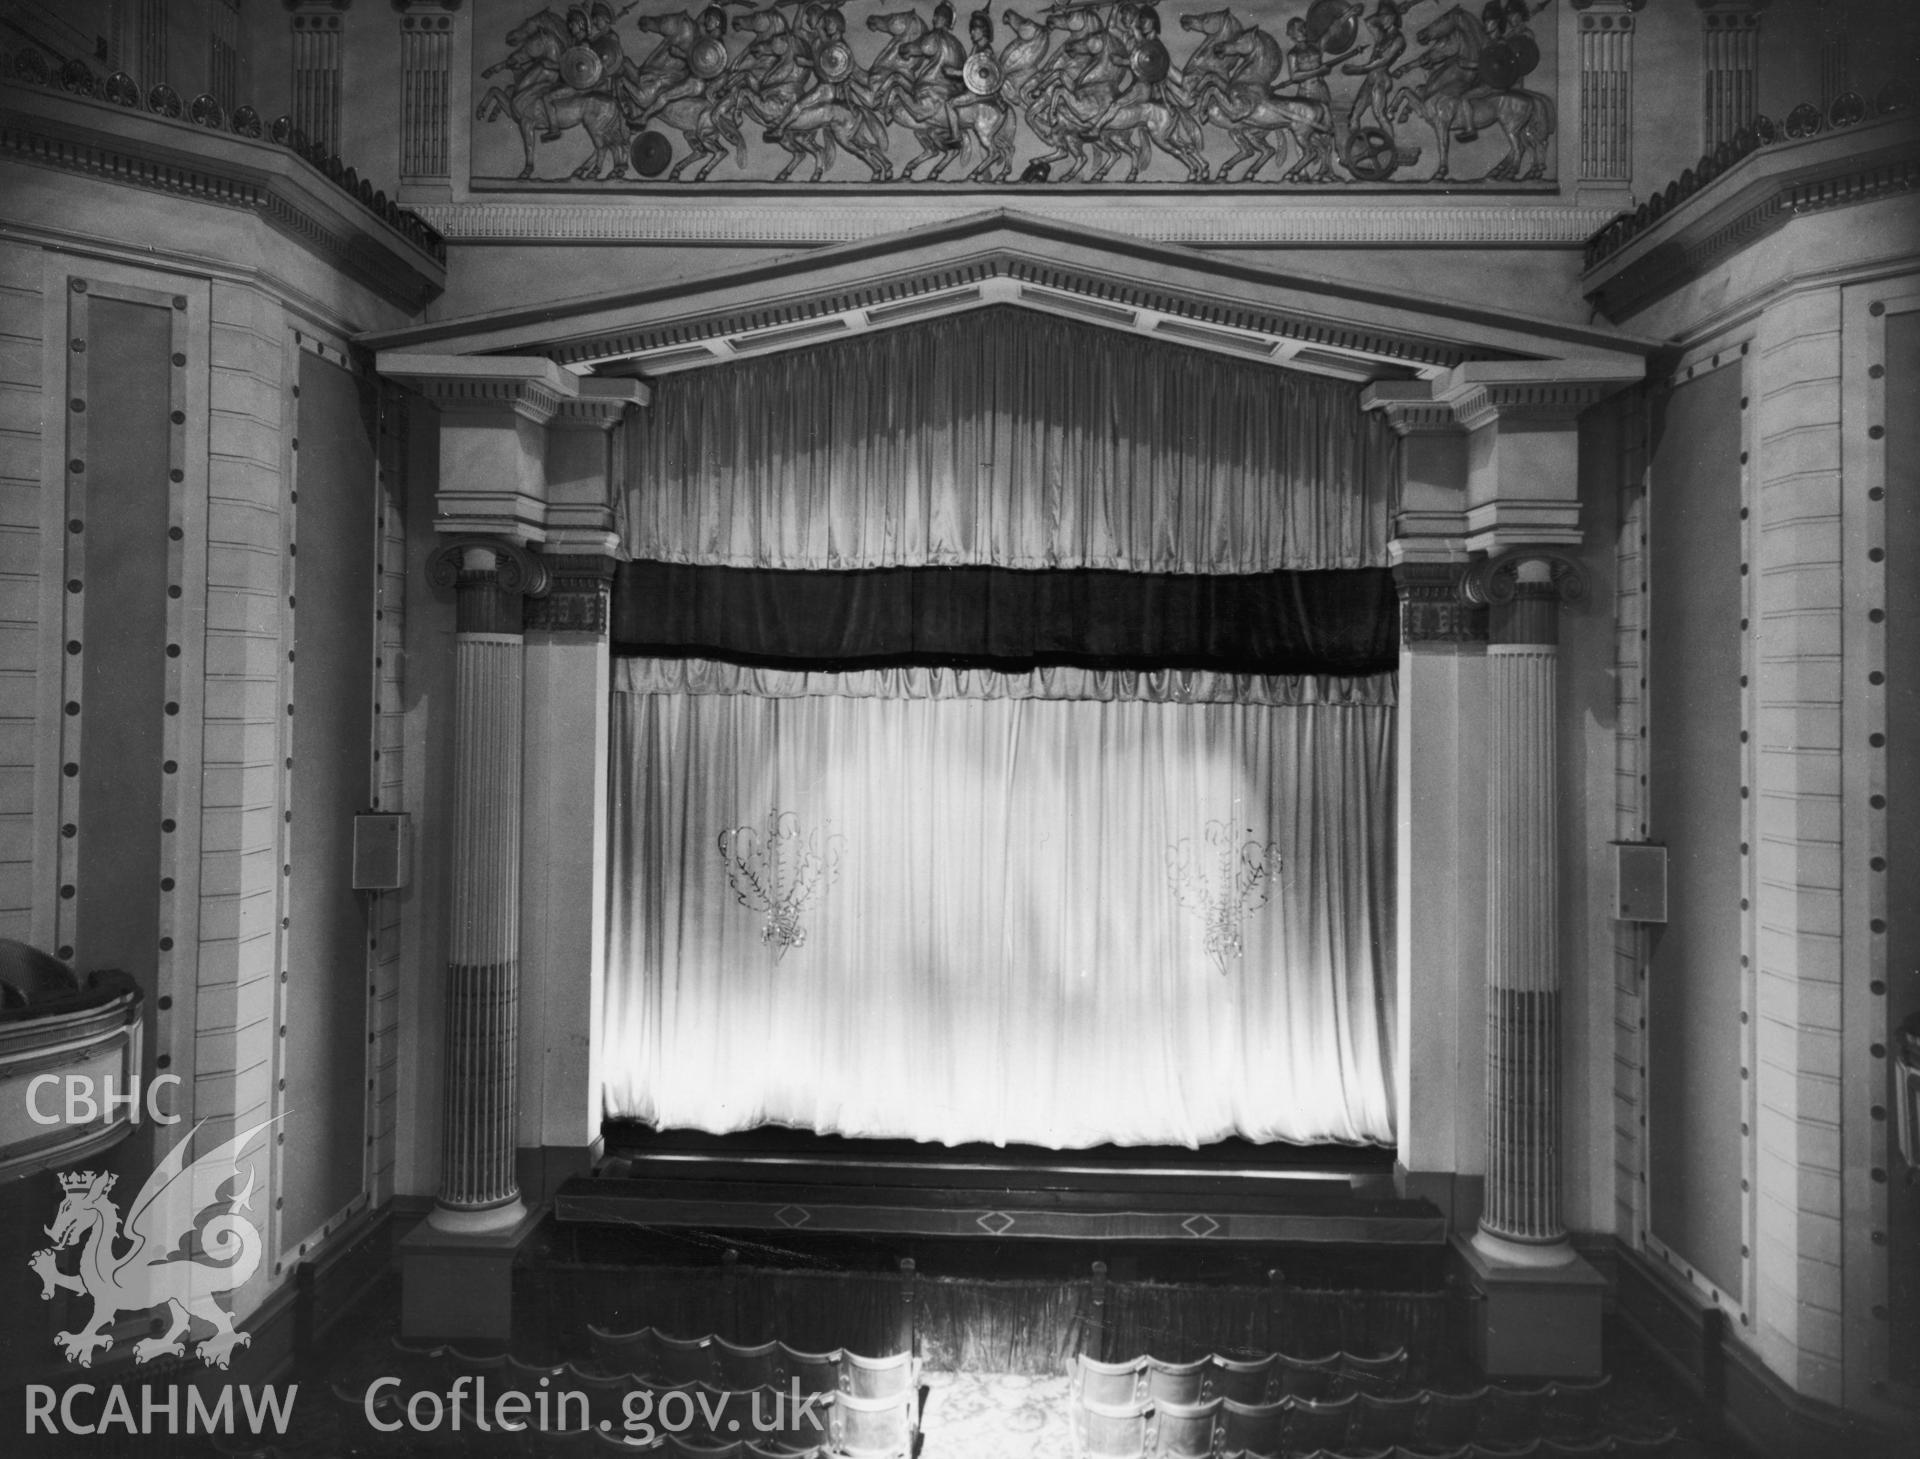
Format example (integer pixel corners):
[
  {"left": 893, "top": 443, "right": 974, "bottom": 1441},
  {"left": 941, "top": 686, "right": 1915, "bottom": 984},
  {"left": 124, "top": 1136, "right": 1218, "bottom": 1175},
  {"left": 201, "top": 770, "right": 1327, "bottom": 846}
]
[{"left": 29, "top": 1120, "right": 271, "bottom": 1369}]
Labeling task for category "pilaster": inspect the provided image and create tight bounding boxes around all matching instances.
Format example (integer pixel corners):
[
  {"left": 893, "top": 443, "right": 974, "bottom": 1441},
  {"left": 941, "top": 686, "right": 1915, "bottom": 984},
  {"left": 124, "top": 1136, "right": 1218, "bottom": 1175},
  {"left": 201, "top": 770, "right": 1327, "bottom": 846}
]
[
  {"left": 1373, "top": 381, "right": 1484, "bottom": 1224},
  {"left": 1571, "top": 0, "right": 1646, "bottom": 203},
  {"left": 376, "top": 350, "right": 641, "bottom": 1335},
  {"left": 1698, "top": 1, "right": 1768, "bottom": 151}
]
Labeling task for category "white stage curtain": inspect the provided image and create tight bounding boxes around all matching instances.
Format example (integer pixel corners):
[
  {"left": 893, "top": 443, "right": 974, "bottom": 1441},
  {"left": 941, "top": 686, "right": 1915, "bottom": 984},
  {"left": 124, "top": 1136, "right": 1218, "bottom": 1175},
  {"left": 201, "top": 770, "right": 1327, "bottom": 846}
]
[
  {"left": 604, "top": 661, "right": 1396, "bottom": 1149},
  {"left": 616, "top": 309, "right": 1399, "bottom": 574}
]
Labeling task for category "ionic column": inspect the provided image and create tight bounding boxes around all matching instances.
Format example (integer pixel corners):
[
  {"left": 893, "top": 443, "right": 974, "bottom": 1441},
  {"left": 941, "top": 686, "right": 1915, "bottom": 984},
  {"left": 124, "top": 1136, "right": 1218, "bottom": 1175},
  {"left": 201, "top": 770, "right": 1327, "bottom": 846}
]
[
  {"left": 1465, "top": 552, "right": 1583, "bottom": 1266},
  {"left": 425, "top": 536, "right": 550, "bottom": 1233}
]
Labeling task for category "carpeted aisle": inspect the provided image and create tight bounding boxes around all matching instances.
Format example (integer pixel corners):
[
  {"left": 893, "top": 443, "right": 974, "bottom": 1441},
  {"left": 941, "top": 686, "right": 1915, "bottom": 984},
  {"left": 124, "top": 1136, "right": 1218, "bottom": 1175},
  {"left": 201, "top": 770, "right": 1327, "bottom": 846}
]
[{"left": 918, "top": 1371, "right": 1076, "bottom": 1459}]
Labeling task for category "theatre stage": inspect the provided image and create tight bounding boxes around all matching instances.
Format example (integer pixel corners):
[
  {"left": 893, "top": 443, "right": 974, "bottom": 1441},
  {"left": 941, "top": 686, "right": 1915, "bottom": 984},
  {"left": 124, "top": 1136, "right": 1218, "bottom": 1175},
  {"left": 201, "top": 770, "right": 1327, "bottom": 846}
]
[{"left": 555, "top": 1126, "right": 1446, "bottom": 1248}]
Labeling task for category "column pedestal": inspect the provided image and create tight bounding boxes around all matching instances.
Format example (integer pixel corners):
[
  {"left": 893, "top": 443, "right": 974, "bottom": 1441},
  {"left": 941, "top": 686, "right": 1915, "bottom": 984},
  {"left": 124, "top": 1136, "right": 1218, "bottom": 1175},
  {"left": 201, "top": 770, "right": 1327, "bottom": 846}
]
[{"left": 1451, "top": 1233, "right": 1607, "bottom": 1379}]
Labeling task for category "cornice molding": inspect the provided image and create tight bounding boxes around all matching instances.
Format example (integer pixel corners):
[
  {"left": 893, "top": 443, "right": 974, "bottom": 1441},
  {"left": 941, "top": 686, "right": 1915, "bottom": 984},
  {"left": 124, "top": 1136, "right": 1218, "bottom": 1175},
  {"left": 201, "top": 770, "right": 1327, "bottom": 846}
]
[
  {"left": 1447, "top": 381, "right": 1615, "bottom": 430},
  {"left": 412, "top": 198, "right": 1620, "bottom": 249},
  {"left": 1583, "top": 115, "right": 1920, "bottom": 322},
  {"left": 377, "top": 354, "right": 614, "bottom": 425},
  {"left": 1361, "top": 382, "right": 1464, "bottom": 437},
  {"left": 0, "top": 86, "right": 444, "bottom": 312},
  {"left": 551, "top": 378, "right": 648, "bottom": 428},
  {"left": 536, "top": 254, "right": 1481, "bottom": 377}
]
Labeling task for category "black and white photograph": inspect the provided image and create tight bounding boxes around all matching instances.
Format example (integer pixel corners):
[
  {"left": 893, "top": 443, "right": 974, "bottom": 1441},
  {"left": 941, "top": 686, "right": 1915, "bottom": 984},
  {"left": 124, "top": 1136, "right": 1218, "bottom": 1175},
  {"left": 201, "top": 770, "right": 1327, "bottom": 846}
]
[{"left": 0, "top": 1, "right": 1915, "bottom": 1455}]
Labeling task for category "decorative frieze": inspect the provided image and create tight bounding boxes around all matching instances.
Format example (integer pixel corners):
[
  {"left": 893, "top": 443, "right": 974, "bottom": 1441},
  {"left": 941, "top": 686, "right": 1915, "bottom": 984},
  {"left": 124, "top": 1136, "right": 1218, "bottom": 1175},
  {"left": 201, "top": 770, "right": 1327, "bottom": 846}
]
[
  {"left": 524, "top": 554, "right": 614, "bottom": 635},
  {"left": 405, "top": 199, "right": 1624, "bottom": 248},
  {"left": 1392, "top": 562, "right": 1486, "bottom": 646}
]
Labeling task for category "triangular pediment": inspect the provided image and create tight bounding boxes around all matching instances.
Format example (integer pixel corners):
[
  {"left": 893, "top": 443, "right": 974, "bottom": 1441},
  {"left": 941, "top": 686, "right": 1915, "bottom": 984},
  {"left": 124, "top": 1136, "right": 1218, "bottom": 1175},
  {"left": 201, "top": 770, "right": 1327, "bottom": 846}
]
[{"left": 365, "top": 210, "right": 1649, "bottom": 384}]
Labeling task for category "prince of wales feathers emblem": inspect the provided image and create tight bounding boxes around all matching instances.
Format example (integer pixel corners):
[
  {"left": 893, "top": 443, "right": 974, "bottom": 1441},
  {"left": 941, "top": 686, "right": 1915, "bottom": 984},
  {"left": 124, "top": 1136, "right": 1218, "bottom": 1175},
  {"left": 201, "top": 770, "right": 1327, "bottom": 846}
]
[{"left": 29, "top": 1119, "right": 273, "bottom": 1368}]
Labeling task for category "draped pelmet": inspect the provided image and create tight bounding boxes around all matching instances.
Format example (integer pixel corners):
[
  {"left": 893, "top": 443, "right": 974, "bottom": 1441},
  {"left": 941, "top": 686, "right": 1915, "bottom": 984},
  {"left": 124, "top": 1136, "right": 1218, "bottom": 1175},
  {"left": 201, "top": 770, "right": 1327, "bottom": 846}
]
[{"left": 617, "top": 307, "right": 1400, "bottom": 575}]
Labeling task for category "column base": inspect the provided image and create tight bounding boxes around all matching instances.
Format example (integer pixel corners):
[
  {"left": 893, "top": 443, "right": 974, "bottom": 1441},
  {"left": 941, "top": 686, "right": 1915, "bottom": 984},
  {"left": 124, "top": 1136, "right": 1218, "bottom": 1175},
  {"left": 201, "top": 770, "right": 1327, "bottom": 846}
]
[
  {"left": 399, "top": 1204, "right": 542, "bottom": 1341},
  {"left": 428, "top": 1196, "right": 529, "bottom": 1236},
  {"left": 1451, "top": 1233, "right": 1606, "bottom": 1379},
  {"left": 1472, "top": 1226, "right": 1575, "bottom": 1268}
]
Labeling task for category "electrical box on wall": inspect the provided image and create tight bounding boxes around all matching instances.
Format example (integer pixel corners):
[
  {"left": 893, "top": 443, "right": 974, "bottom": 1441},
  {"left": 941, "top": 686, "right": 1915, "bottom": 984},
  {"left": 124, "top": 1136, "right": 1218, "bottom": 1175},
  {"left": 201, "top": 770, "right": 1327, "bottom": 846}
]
[
  {"left": 353, "top": 813, "right": 411, "bottom": 891},
  {"left": 1612, "top": 842, "right": 1668, "bottom": 923}
]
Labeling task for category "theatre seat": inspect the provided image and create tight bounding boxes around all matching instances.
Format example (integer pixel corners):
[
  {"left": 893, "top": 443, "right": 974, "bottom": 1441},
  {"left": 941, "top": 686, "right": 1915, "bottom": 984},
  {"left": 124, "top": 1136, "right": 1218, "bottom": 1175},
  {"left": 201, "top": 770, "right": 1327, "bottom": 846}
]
[
  {"left": 1603, "top": 1432, "right": 1677, "bottom": 1457},
  {"left": 1542, "top": 1376, "right": 1613, "bottom": 1439},
  {"left": 1350, "top": 1391, "right": 1425, "bottom": 1448},
  {"left": 654, "top": 1437, "right": 745, "bottom": 1458},
  {"left": 1079, "top": 1396, "right": 1154, "bottom": 1459},
  {"left": 838, "top": 1348, "right": 919, "bottom": 1401},
  {"left": 588, "top": 1323, "right": 658, "bottom": 1378},
  {"left": 1477, "top": 1385, "right": 1552, "bottom": 1447},
  {"left": 1534, "top": 1436, "right": 1612, "bottom": 1457},
  {"left": 1418, "top": 1387, "right": 1487, "bottom": 1447},
  {"left": 1284, "top": 1392, "right": 1358, "bottom": 1453},
  {"left": 1150, "top": 1395, "right": 1225, "bottom": 1456},
  {"left": 1146, "top": 1356, "right": 1212, "bottom": 1405},
  {"left": 1208, "top": 1353, "right": 1281, "bottom": 1403},
  {"left": 830, "top": 1389, "right": 915, "bottom": 1457},
  {"left": 1219, "top": 1396, "right": 1286, "bottom": 1456},
  {"left": 714, "top": 1337, "right": 782, "bottom": 1392},
  {"left": 1273, "top": 1352, "right": 1343, "bottom": 1400},
  {"left": 1077, "top": 1353, "right": 1151, "bottom": 1406},
  {"left": 653, "top": 1331, "right": 722, "bottom": 1387},
  {"left": 773, "top": 1342, "right": 843, "bottom": 1398}
]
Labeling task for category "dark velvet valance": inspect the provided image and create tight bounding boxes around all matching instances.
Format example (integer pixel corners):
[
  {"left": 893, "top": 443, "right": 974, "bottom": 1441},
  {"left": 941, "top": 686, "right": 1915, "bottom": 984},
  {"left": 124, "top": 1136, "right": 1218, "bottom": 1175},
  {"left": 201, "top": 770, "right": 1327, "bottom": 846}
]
[{"left": 610, "top": 562, "right": 1398, "bottom": 675}]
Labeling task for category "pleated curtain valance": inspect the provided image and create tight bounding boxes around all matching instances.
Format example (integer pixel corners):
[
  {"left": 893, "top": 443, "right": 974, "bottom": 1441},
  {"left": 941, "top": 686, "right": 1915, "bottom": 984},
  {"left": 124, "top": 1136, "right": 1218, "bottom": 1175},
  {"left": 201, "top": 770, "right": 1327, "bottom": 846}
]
[
  {"left": 616, "top": 307, "right": 1400, "bottom": 575},
  {"left": 609, "top": 561, "right": 1399, "bottom": 675},
  {"left": 613, "top": 656, "right": 1398, "bottom": 706}
]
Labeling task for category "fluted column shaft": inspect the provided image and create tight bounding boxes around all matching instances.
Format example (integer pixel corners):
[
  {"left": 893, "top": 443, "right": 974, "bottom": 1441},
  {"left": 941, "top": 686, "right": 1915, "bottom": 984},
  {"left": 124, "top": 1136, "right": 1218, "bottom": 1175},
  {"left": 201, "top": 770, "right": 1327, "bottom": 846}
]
[
  {"left": 1472, "top": 561, "right": 1574, "bottom": 1266},
  {"left": 428, "top": 540, "right": 549, "bottom": 1234}
]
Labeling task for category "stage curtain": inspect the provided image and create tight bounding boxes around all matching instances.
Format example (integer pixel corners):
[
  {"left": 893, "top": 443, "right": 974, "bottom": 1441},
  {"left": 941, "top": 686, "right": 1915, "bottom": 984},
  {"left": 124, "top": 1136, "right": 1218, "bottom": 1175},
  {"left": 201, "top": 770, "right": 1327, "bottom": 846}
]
[
  {"left": 604, "top": 662, "right": 1396, "bottom": 1149},
  {"left": 610, "top": 562, "right": 1398, "bottom": 675},
  {"left": 616, "top": 309, "right": 1399, "bottom": 573}
]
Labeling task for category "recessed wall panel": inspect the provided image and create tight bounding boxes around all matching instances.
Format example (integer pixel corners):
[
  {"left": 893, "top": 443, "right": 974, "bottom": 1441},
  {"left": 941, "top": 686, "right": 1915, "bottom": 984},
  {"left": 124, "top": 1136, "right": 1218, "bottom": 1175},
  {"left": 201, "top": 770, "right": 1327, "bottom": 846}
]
[
  {"left": 73, "top": 299, "right": 171, "bottom": 1002},
  {"left": 281, "top": 350, "right": 376, "bottom": 1243},
  {"left": 1646, "top": 363, "right": 1745, "bottom": 1297},
  {"left": 1882, "top": 309, "right": 1919, "bottom": 1382}
]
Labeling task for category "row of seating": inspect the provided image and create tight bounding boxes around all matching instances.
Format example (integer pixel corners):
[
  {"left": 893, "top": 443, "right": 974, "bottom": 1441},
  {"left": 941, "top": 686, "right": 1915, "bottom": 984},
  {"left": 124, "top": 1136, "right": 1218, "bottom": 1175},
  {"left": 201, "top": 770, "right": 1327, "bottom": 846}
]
[
  {"left": 1076, "top": 1349, "right": 1414, "bottom": 1407},
  {"left": 587, "top": 1326, "right": 920, "bottom": 1403},
  {"left": 1236, "top": 1440, "right": 1676, "bottom": 1459},
  {"left": 361, "top": 1335, "right": 915, "bottom": 1458},
  {"left": 1073, "top": 1376, "right": 1623, "bottom": 1458}
]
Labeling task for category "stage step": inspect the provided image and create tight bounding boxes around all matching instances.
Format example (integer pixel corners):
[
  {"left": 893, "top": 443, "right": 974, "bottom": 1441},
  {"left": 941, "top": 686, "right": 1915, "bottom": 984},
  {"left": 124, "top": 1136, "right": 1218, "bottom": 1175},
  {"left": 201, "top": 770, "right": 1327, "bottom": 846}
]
[{"left": 554, "top": 1166, "right": 1446, "bottom": 1246}]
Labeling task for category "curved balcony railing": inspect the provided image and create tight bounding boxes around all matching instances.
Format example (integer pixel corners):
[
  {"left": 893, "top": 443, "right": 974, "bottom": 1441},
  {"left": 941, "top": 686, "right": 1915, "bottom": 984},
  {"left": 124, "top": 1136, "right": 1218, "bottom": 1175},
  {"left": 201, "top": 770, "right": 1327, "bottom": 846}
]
[
  {"left": 2, "top": 42, "right": 446, "bottom": 265},
  {"left": 0, "top": 940, "right": 144, "bottom": 1184},
  {"left": 1584, "top": 79, "right": 1913, "bottom": 271}
]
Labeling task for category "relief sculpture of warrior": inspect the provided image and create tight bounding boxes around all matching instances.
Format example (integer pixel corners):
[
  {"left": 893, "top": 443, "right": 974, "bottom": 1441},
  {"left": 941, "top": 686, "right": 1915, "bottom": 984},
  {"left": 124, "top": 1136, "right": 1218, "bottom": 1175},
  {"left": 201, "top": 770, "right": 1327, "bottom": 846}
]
[
  {"left": 478, "top": 3, "right": 637, "bottom": 179},
  {"left": 473, "top": 0, "right": 1560, "bottom": 186}
]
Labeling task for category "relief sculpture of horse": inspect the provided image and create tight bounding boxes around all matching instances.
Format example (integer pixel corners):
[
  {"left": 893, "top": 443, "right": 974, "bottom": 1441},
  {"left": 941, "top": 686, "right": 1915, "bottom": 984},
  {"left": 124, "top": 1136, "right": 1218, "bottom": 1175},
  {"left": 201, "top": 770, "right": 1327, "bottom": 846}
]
[
  {"left": 1389, "top": 4, "right": 1554, "bottom": 181},
  {"left": 476, "top": 12, "right": 631, "bottom": 180}
]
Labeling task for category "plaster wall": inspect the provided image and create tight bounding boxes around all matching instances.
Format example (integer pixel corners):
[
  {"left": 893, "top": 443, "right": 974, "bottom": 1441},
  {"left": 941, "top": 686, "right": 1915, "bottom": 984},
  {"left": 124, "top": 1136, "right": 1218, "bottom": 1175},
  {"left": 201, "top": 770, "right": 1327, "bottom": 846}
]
[
  {"left": 1603, "top": 191, "right": 1919, "bottom": 1421},
  {"left": 0, "top": 175, "right": 417, "bottom": 1347}
]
